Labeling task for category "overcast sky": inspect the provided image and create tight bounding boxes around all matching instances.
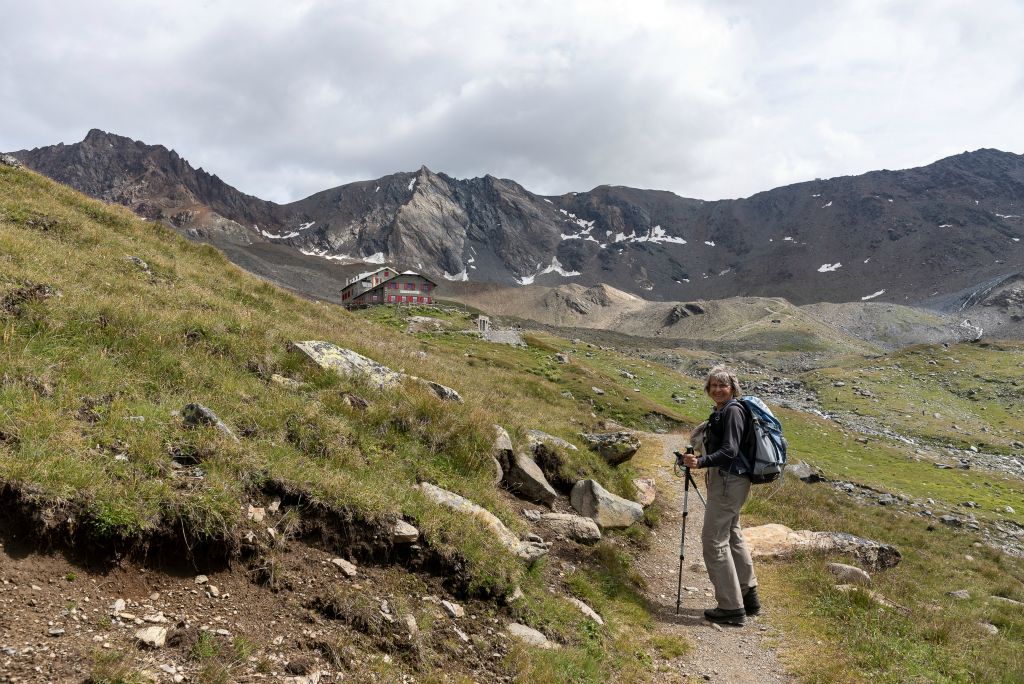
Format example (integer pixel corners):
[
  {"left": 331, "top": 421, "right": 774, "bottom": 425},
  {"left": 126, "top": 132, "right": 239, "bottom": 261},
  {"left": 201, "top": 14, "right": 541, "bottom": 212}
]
[{"left": 3, "top": 0, "right": 1024, "bottom": 203}]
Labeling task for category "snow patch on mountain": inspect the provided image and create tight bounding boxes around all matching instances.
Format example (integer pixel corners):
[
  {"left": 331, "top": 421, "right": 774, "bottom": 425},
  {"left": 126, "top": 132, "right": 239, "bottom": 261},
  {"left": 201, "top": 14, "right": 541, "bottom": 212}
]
[
  {"left": 514, "top": 256, "right": 581, "bottom": 285},
  {"left": 818, "top": 263, "right": 842, "bottom": 273}
]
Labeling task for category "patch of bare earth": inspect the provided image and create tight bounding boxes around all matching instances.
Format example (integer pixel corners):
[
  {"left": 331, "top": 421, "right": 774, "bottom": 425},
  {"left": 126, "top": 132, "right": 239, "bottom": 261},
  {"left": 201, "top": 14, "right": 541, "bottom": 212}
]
[{"left": 634, "top": 432, "right": 791, "bottom": 684}]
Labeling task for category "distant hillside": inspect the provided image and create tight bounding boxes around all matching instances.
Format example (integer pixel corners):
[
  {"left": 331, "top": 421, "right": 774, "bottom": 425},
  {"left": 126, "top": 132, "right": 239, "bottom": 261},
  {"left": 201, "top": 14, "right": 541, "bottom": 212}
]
[
  {"left": 447, "top": 282, "right": 969, "bottom": 353},
  {"left": 11, "top": 131, "right": 1024, "bottom": 311}
]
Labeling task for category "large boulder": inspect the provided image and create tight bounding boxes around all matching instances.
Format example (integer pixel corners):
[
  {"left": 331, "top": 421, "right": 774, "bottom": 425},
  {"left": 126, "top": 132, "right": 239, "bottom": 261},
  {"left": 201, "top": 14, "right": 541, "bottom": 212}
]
[
  {"left": 539, "top": 513, "right": 602, "bottom": 544},
  {"left": 570, "top": 479, "right": 644, "bottom": 530},
  {"left": 744, "top": 523, "right": 901, "bottom": 570},
  {"left": 506, "top": 623, "right": 558, "bottom": 649},
  {"left": 416, "top": 482, "right": 549, "bottom": 562},
  {"left": 294, "top": 341, "right": 403, "bottom": 389},
  {"left": 580, "top": 431, "right": 641, "bottom": 466},
  {"left": 503, "top": 453, "right": 558, "bottom": 507},
  {"left": 294, "top": 340, "right": 461, "bottom": 401}
]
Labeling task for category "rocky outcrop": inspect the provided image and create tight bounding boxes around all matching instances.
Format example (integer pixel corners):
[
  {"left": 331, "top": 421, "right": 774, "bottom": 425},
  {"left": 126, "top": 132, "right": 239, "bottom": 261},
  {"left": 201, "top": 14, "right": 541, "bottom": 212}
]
[
  {"left": 295, "top": 341, "right": 461, "bottom": 401},
  {"left": 502, "top": 453, "right": 558, "bottom": 507},
  {"left": 569, "top": 479, "right": 644, "bottom": 530},
  {"left": 580, "top": 431, "right": 641, "bottom": 466},
  {"left": 743, "top": 523, "right": 901, "bottom": 570},
  {"left": 539, "top": 513, "right": 602, "bottom": 544},
  {"left": 416, "top": 482, "right": 549, "bottom": 562}
]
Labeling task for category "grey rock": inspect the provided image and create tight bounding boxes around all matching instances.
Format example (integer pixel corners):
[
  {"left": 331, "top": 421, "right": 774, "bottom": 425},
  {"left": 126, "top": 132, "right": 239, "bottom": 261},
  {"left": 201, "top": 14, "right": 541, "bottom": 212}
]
[
  {"left": 270, "top": 374, "right": 305, "bottom": 389},
  {"left": 525, "top": 429, "right": 577, "bottom": 488},
  {"left": 591, "top": 386, "right": 605, "bottom": 395},
  {"left": 416, "top": 482, "right": 548, "bottom": 562},
  {"left": 539, "top": 513, "right": 602, "bottom": 544},
  {"left": 570, "top": 479, "right": 644, "bottom": 530},
  {"left": 939, "top": 515, "right": 964, "bottom": 527},
  {"left": 877, "top": 494, "right": 896, "bottom": 506},
  {"left": 827, "top": 562, "right": 872, "bottom": 585},
  {"left": 506, "top": 623, "right": 558, "bottom": 649},
  {"left": 947, "top": 589, "right": 971, "bottom": 600},
  {"left": 492, "top": 425, "right": 514, "bottom": 477},
  {"left": 293, "top": 341, "right": 402, "bottom": 389},
  {"left": 391, "top": 520, "right": 420, "bottom": 544},
  {"left": 567, "top": 597, "right": 605, "bottom": 625},
  {"left": 555, "top": 353, "right": 570, "bottom": 364},
  {"left": 441, "top": 600, "right": 465, "bottom": 618},
  {"left": 787, "top": 460, "right": 824, "bottom": 483},
  {"left": 632, "top": 478, "right": 657, "bottom": 507},
  {"left": 181, "top": 403, "right": 239, "bottom": 442},
  {"left": 135, "top": 626, "right": 168, "bottom": 648},
  {"left": 580, "top": 431, "right": 641, "bottom": 466},
  {"left": 340, "top": 392, "right": 370, "bottom": 410},
  {"left": 331, "top": 558, "right": 358, "bottom": 578},
  {"left": 503, "top": 453, "right": 558, "bottom": 506},
  {"left": 977, "top": 622, "right": 999, "bottom": 636},
  {"left": 416, "top": 378, "right": 463, "bottom": 403},
  {"left": 744, "top": 523, "right": 901, "bottom": 570},
  {"left": 990, "top": 595, "right": 1024, "bottom": 608}
]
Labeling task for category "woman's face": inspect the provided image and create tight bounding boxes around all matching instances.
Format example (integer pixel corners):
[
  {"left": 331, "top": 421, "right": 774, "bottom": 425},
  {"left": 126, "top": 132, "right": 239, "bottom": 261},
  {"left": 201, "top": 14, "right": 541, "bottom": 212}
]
[{"left": 707, "top": 378, "right": 733, "bottom": 406}]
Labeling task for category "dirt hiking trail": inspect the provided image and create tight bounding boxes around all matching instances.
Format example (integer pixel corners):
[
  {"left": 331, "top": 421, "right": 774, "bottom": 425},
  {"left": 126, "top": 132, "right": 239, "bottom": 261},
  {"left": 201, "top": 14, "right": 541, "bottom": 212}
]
[{"left": 635, "top": 431, "right": 792, "bottom": 683}]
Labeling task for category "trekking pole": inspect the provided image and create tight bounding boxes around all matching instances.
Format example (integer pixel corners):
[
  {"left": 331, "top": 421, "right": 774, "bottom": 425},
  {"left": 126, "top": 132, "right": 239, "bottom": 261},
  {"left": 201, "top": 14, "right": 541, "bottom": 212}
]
[{"left": 674, "top": 448, "right": 707, "bottom": 615}]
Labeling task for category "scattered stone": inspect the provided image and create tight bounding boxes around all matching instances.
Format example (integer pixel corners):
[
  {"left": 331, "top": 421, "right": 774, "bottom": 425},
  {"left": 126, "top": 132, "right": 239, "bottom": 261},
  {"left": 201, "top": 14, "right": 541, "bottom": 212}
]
[
  {"left": 503, "top": 452, "right": 558, "bottom": 506},
  {"left": 570, "top": 479, "right": 644, "bottom": 530},
  {"left": 743, "top": 523, "right": 901, "bottom": 570},
  {"left": 506, "top": 623, "right": 558, "bottom": 649},
  {"left": 418, "top": 379, "right": 463, "bottom": 403},
  {"left": 1005, "top": 506, "right": 1016, "bottom": 514},
  {"left": 990, "top": 595, "right": 1024, "bottom": 608},
  {"left": 939, "top": 515, "right": 964, "bottom": 527},
  {"left": 827, "top": 562, "right": 872, "bottom": 585},
  {"left": 110, "top": 599, "right": 126, "bottom": 615},
  {"left": 835, "top": 585, "right": 909, "bottom": 615},
  {"left": 539, "top": 513, "right": 602, "bottom": 544},
  {"left": 580, "top": 431, "right": 641, "bottom": 466},
  {"left": 247, "top": 505, "right": 266, "bottom": 523},
  {"left": 331, "top": 558, "right": 358, "bottom": 578},
  {"left": 47, "top": 628, "right": 65, "bottom": 637},
  {"left": 632, "top": 478, "right": 657, "bottom": 507},
  {"left": 0, "top": 154, "right": 23, "bottom": 168},
  {"left": 270, "top": 374, "right": 305, "bottom": 389},
  {"left": 591, "top": 387, "right": 605, "bottom": 396},
  {"left": 268, "top": 497, "right": 282, "bottom": 513},
  {"left": 555, "top": 353, "right": 570, "bottom": 364},
  {"left": 125, "top": 255, "right": 151, "bottom": 273},
  {"left": 787, "top": 460, "right": 825, "bottom": 483},
  {"left": 194, "top": 575, "right": 209, "bottom": 585},
  {"left": 135, "top": 626, "right": 168, "bottom": 649},
  {"left": 567, "top": 597, "right": 604, "bottom": 625},
  {"left": 947, "top": 589, "right": 971, "bottom": 600},
  {"left": 441, "top": 600, "right": 465, "bottom": 618},
  {"left": 417, "top": 482, "right": 549, "bottom": 562},
  {"left": 340, "top": 392, "right": 369, "bottom": 410},
  {"left": 877, "top": 494, "right": 896, "bottom": 506},
  {"left": 977, "top": 622, "right": 999, "bottom": 636},
  {"left": 181, "top": 403, "right": 239, "bottom": 442},
  {"left": 143, "top": 612, "right": 168, "bottom": 623},
  {"left": 391, "top": 520, "right": 420, "bottom": 544},
  {"left": 206, "top": 586, "right": 220, "bottom": 598}
]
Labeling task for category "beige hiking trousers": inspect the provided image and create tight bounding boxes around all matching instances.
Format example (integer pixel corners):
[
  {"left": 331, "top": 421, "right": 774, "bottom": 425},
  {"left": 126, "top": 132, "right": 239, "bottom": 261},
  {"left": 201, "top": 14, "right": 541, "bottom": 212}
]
[{"left": 701, "top": 467, "right": 758, "bottom": 611}]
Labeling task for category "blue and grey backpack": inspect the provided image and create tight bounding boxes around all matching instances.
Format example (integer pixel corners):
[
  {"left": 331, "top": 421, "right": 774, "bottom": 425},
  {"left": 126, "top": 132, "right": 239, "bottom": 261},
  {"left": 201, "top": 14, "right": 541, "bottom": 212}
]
[{"left": 738, "top": 396, "right": 788, "bottom": 484}]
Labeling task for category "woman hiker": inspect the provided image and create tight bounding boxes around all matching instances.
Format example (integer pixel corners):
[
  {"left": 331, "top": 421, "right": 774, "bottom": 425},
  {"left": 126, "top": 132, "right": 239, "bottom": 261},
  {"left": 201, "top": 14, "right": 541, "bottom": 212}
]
[{"left": 682, "top": 365, "right": 760, "bottom": 626}]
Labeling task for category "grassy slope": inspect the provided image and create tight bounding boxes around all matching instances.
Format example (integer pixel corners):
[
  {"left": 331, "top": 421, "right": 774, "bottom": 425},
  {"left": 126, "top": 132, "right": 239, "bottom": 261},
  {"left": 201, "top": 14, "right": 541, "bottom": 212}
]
[{"left": 4, "top": 163, "right": 1024, "bottom": 681}]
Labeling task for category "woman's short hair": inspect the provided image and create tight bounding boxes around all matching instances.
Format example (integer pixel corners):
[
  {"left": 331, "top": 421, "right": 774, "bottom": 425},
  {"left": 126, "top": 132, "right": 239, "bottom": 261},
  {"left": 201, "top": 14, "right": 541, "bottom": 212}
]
[{"left": 704, "top": 365, "right": 742, "bottom": 398}]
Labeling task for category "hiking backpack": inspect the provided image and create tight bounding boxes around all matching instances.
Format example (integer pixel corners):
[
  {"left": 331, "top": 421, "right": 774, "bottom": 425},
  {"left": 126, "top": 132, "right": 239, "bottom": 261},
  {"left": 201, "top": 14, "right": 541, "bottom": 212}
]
[{"left": 738, "top": 396, "right": 788, "bottom": 484}]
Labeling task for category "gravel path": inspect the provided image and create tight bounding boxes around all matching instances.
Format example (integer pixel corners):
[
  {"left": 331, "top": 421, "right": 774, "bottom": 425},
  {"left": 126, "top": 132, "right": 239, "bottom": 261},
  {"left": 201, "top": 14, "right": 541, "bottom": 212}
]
[{"left": 634, "top": 432, "right": 792, "bottom": 683}]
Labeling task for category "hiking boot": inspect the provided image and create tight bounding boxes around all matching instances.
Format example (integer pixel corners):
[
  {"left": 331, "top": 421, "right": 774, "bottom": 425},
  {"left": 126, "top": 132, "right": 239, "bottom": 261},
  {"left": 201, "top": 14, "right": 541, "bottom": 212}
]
[
  {"left": 743, "top": 586, "right": 761, "bottom": 616},
  {"left": 703, "top": 607, "right": 746, "bottom": 626}
]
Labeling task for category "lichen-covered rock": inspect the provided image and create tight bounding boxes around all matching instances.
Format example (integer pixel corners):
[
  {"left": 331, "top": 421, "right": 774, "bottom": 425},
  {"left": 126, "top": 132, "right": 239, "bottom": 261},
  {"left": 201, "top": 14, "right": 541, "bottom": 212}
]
[
  {"left": 581, "top": 431, "right": 641, "bottom": 466},
  {"left": 503, "top": 453, "right": 558, "bottom": 507},
  {"left": 526, "top": 429, "right": 577, "bottom": 489},
  {"left": 570, "top": 479, "right": 644, "bottom": 530},
  {"left": 744, "top": 523, "right": 901, "bottom": 570},
  {"left": 294, "top": 341, "right": 402, "bottom": 389},
  {"left": 416, "top": 482, "right": 549, "bottom": 562}
]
